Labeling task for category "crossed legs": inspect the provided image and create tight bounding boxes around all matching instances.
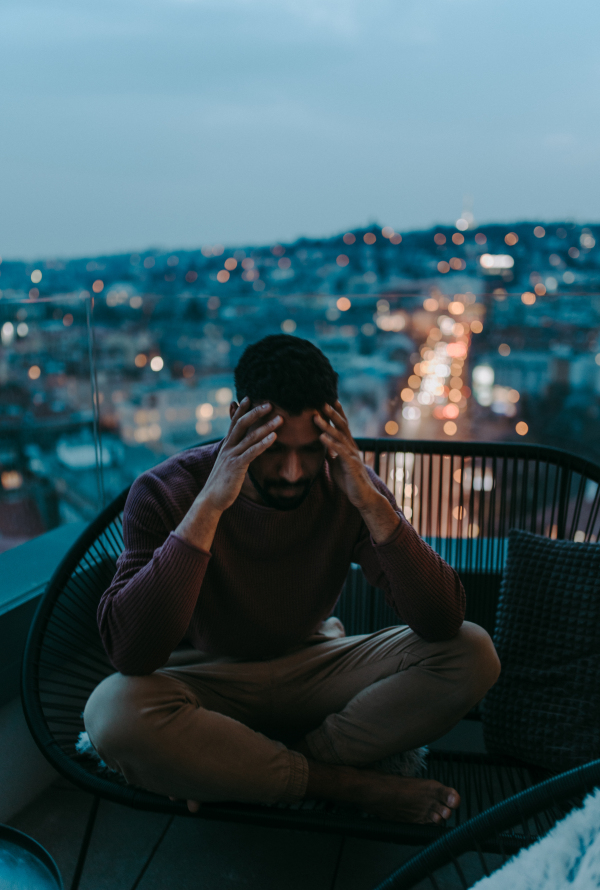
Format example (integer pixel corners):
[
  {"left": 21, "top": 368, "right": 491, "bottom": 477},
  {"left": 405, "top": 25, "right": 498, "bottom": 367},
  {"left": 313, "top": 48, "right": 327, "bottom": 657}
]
[{"left": 83, "top": 622, "right": 500, "bottom": 823}]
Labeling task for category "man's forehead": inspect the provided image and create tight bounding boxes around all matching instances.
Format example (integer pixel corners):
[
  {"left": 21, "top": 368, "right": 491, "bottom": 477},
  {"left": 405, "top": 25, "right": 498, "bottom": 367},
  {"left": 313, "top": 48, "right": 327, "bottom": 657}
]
[{"left": 252, "top": 402, "right": 323, "bottom": 446}]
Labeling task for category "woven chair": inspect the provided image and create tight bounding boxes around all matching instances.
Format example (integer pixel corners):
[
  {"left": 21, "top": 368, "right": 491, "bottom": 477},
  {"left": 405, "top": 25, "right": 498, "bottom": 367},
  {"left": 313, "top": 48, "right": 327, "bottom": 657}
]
[
  {"left": 373, "top": 757, "right": 600, "bottom": 889},
  {"left": 21, "top": 438, "right": 600, "bottom": 890}
]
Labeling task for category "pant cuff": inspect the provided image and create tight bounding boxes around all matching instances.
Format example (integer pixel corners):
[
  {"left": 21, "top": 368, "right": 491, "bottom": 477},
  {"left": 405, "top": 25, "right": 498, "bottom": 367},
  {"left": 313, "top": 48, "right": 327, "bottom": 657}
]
[
  {"left": 278, "top": 750, "right": 309, "bottom": 803},
  {"left": 303, "top": 727, "right": 343, "bottom": 765}
]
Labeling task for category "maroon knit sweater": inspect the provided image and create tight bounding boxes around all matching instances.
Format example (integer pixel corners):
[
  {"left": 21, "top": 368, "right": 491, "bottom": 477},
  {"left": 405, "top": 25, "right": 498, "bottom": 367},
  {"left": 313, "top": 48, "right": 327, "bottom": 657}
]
[{"left": 98, "top": 441, "right": 465, "bottom": 675}]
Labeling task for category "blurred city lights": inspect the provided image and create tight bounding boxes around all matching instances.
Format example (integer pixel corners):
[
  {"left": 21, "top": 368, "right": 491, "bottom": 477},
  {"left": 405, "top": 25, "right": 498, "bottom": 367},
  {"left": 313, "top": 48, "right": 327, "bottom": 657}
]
[
  {"left": 31, "top": 270, "right": 42, "bottom": 283},
  {"left": 452, "top": 233, "right": 464, "bottom": 245},
  {"left": 2, "top": 322, "right": 15, "bottom": 345},
  {"left": 1, "top": 470, "right": 23, "bottom": 490},
  {"left": 281, "top": 319, "right": 297, "bottom": 333},
  {"left": 534, "top": 226, "right": 545, "bottom": 238},
  {"left": 470, "top": 320, "right": 483, "bottom": 333},
  {"left": 521, "top": 292, "right": 536, "bottom": 305},
  {"left": 337, "top": 297, "right": 351, "bottom": 311},
  {"left": 385, "top": 420, "right": 399, "bottom": 435},
  {"left": 376, "top": 311, "right": 406, "bottom": 331},
  {"left": 498, "top": 343, "right": 511, "bottom": 356},
  {"left": 150, "top": 356, "right": 164, "bottom": 372},
  {"left": 443, "top": 421, "right": 457, "bottom": 435},
  {"left": 92, "top": 280, "right": 104, "bottom": 293},
  {"left": 475, "top": 233, "right": 487, "bottom": 245},
  {"left": 363, "top": 233, "right": 376, "bottom": 245},
  {"left": 516, "top": 422, "right": 529, "bottom": 436},
  {"left": 196, "top": 403, "right": 214, "bottom": 419},
  {"left": 28, "top": 365, "right": 41, "bottom": 379},
  {"left": 455, "top": 219, "right": 469, "bottom": 231},
  {"left": 336, "top": 254, "right": 349, "bottom": 267},
  {"left": 434, "top": 233, "right": 446, "bottom": 245},
  {"left": 480, "top": 254, "right": 515, "bottom": 269},
  {"left": 224, "top": 258, "right": 237, "bottom": 271},
  {"left": 135, "top": 354, "right": 147, "bottom": 367},
  {"left": 504, "top": 232, "right": 518, "bottom": 246},
  {"left": 217, "top": 270, "right": 230, "bottom": 283},
  {"left": 343, "top": 233, "right": 356, "bottom": 245}
]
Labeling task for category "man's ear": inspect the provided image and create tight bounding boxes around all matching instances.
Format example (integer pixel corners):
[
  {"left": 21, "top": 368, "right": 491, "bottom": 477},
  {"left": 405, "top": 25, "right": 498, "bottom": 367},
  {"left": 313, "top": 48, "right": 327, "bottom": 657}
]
[{"left": 229, "top": 401, "right": 239, "bottom": 420}]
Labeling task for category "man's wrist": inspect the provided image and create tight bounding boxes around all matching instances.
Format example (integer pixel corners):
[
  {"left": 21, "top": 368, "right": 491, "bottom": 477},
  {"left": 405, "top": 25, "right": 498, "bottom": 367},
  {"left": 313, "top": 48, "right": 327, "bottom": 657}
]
[
  {"left": 175, "top": 491, "right": 223, "bottom": 552},
  {"left": 358, "top": 489, "right": 401, "bottom": 545},
  {"left": 355, "top": 486, "right": 387, "bottom": 517}
]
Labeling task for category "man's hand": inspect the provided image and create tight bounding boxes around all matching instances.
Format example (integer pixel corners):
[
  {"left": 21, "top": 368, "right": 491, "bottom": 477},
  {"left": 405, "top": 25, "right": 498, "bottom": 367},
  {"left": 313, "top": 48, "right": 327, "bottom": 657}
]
[
  {"left": 314, "top": 402, "right": 378, "bottom": 511},
  {"left": 314, "top": 401, "right": 401, "bottom": 545},
  {"left": 175, "top": 398, "right": 282, "bottom": 551},
  {"left": 200, "top": 398, "right": 282, "bottom": 512}
]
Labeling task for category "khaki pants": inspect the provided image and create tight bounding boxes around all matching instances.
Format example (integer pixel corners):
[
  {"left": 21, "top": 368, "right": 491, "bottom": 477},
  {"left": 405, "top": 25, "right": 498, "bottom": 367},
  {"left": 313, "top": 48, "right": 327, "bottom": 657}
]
[{"left": 83, "top": 620, "right": 499, "bottom": 806}]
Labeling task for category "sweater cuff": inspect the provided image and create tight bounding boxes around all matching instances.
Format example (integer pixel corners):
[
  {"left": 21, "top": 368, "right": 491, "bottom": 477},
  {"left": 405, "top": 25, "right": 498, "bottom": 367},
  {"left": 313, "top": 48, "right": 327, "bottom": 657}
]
[
  {"left": 168, "top": 531, "right": 212, "bottom": 561},
  {"left": 371, "top": 512, "right": 410, "bottom": 550}
]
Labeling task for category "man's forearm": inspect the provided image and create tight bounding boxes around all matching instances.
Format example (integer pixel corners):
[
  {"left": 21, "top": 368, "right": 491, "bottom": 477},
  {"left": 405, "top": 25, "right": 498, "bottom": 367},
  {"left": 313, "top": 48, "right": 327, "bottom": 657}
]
[
  {"left": 359, "top": 489, "right": 402, "bottom": 545},
  {"left": 175, "top": 492, "right": 223, "bottom": 553}
]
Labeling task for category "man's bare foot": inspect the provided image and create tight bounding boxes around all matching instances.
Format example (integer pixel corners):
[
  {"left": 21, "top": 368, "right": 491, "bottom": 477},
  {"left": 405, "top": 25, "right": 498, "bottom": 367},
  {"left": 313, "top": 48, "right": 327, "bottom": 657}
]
[
  {"left": 353, "top": 770, "right": 459, "bottom": 823},
  {"left": 304, "top": 760, "right": 460, "bottom": 824}
]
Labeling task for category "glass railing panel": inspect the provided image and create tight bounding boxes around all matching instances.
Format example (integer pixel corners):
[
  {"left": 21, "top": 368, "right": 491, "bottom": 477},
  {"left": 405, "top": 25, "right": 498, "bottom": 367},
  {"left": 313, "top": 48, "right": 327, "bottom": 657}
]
[{"left": 1, "top": 255, "right": 600, "bottom": 555}]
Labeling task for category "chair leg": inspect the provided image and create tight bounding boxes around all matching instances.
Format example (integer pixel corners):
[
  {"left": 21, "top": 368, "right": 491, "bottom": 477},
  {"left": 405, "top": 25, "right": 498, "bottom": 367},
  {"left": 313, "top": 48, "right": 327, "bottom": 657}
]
[{"left": 71, "top": 795, "right": 101, "bottom": 890}]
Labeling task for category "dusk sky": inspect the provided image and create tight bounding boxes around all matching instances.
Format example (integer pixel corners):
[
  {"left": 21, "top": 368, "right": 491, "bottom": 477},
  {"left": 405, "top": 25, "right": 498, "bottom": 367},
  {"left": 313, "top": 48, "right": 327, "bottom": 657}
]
[{"left": 1, "top": 0, "right": 599, "bottom": 259}]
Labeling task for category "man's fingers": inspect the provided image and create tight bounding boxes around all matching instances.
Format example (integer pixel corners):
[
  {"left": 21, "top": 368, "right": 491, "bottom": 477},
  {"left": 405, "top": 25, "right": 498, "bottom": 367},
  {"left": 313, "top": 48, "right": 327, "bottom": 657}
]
[
  {"left": 333, "top": 400, "right": 349, "bottom": 422},
  {"left": 324, "top": 402, "right": 350, "bottom": 432},
  {"left": 231, "top": 415, "right": 282, "bottom": 455},
  {"left": 242, "top": 432, "right": 278, "bottom": 462},
  {"left": 314, "top": 413, "right": 345, "bottom": 444},
  {"left": 228, "top": 402, "right": 272, "bottom": 446}
]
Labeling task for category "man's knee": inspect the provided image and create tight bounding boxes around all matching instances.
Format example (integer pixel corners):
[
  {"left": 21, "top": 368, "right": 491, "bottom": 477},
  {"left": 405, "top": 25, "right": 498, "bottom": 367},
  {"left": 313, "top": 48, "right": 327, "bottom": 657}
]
[
  {"left": 453, "top": 621, "right": 501, "bottom": 699},
  {"left": 83, "top": 671, "right": 172, "bottom": 761}
]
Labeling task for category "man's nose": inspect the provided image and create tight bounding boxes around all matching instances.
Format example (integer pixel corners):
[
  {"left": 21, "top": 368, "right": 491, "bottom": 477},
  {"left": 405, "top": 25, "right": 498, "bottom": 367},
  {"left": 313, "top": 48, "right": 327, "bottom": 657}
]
[{"left": 279, "top": 451, "right": 303, "bottom": 483}]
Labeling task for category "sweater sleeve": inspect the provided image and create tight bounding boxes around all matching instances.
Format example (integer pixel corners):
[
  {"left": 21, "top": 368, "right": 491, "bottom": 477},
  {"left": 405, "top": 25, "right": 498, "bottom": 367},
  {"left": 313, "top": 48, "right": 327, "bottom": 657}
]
[
  {"left": 351, "top": 471, "right": 465, "bottom": 641},
  {"left": 97, "top": 472, "right": 211, "bottom": 675}
]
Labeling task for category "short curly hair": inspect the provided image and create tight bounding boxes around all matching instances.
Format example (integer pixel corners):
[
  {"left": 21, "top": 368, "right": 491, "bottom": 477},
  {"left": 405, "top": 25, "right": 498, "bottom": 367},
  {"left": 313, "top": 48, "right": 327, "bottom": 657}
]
[{"left": 234, "top": 334, "right": 338, "bottom": 414}]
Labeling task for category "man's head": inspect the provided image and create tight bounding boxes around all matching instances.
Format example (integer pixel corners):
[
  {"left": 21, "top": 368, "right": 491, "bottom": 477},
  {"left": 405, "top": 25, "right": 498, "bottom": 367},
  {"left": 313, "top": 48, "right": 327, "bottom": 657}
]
[{"left": 232, "top": 335, "right": 338, "bottom": 510}]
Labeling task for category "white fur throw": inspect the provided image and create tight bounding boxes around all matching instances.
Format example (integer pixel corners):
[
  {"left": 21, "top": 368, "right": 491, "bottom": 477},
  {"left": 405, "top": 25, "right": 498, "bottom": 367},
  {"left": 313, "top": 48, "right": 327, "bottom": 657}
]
[{"left": 472, "top": 787, "right": 600, "bottom": 889}]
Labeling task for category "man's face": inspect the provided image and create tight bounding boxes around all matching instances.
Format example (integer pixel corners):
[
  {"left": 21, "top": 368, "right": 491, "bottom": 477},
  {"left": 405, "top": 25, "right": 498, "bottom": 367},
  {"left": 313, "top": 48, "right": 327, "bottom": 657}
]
[{"left": 233, "top": 402, "right": 327, "bottom": 510}]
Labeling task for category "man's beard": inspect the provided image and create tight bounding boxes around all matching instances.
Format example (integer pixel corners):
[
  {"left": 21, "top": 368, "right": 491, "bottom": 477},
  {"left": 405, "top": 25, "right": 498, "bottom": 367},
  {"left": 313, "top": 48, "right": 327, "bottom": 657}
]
[{"left": 247, "top": 467, "right": 316, "bottom": 511}]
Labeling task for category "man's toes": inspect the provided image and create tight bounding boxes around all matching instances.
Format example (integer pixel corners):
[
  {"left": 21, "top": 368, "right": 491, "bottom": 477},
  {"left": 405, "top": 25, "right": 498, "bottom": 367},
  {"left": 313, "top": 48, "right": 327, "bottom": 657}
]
[
  {"left": 435, "top": 784, "right": 460, "bottom": 809},
  {"left": 430, "top": 802, "right": 451, "bottom": 822}
]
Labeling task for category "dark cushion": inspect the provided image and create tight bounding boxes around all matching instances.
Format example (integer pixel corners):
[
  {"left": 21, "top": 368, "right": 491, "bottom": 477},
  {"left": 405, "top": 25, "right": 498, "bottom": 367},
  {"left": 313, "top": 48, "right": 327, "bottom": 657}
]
[{"left": 482, "top": 528, "right": 600, "bottom": 772}]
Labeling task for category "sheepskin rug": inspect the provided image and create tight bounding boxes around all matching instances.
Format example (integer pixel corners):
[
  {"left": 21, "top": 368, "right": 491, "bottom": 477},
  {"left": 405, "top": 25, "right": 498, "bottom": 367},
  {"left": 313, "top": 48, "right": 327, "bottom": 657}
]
[{"left": 473, "top": 787, "right": 600, "bottom": 889}]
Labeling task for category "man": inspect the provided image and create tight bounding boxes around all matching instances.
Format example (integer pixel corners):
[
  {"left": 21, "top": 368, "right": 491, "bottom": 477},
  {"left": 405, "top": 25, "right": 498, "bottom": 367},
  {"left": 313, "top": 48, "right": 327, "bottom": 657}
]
[{"left": 84, "top": 334, "right": 500, "bottom": 824}]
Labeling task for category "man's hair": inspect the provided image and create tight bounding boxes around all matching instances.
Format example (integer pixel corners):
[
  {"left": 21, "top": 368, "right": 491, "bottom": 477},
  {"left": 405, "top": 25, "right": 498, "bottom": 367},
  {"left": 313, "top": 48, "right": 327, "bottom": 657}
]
[{"left": 234, "top": 334, "right": 338, "bottom": 414}]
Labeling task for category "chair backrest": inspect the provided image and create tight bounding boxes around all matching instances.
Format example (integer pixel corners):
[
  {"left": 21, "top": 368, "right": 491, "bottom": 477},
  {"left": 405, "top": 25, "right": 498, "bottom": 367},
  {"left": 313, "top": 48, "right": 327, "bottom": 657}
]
[{"left": 21, "top": 438, "right": 600, "bottom": 795}]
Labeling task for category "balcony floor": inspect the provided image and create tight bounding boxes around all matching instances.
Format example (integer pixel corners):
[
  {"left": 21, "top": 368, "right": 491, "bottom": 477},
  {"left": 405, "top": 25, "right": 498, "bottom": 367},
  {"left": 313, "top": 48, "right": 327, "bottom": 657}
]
[{"left": 8, "top": 721, "right": 484, "bottom": 890}]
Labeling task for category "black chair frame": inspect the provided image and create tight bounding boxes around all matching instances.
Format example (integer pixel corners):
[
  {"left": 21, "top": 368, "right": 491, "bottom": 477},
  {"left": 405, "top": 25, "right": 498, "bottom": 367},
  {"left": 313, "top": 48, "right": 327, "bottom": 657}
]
[{"left": 21, "top": 438, "right": 600, "bottom": 890}]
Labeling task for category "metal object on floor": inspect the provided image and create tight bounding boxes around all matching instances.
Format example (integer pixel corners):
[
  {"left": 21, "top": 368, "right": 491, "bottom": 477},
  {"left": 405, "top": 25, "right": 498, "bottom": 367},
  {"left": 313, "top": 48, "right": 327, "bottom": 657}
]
[
  {"left": 0, "top": 823, "right": 64, "bottom": 889},
  {"left": 20, "top": 439, "right": 600, "bottom": 887},
  {"left": 374, "top": 757, "right": 600, "bottom": 889}
]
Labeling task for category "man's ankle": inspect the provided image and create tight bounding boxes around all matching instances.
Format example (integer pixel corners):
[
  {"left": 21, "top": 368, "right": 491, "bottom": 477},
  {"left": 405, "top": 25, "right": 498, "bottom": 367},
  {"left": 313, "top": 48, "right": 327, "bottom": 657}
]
[{"left": 304, "top": 759, "right": 365, "bottom": 804}]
